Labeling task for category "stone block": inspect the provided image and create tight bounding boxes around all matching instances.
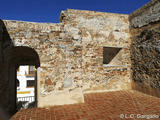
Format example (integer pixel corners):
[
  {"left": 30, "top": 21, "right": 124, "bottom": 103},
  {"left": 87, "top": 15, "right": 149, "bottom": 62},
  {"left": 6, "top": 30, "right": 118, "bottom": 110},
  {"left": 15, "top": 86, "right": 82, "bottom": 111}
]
[
  {"left": 38, "top": 88, "right": 84, "bottom": 107},
  {"left": 64, "top": 78, "right": 73, "bottom": 88}
]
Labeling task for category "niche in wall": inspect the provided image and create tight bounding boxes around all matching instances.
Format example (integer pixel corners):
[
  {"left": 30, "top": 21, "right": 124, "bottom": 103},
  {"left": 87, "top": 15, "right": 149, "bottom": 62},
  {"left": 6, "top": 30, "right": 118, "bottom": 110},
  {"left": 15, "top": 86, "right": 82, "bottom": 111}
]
[{"left": 103, "top": 47, "right": 122, "bottom": 66}]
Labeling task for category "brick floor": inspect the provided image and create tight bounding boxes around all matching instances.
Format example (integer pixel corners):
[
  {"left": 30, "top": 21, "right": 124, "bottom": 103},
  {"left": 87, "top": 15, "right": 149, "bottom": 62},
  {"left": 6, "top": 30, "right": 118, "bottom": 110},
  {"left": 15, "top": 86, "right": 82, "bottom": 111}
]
[{"left": 11, "top": 90, "right": 160, "bottom": 120}]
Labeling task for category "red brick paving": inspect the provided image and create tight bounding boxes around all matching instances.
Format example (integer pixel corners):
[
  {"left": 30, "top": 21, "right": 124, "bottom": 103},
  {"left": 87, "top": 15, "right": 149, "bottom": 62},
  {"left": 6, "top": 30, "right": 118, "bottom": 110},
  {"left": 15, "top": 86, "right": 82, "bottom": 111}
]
[{"left": 11, "top": 90, "right": 160, "bottom": 120}]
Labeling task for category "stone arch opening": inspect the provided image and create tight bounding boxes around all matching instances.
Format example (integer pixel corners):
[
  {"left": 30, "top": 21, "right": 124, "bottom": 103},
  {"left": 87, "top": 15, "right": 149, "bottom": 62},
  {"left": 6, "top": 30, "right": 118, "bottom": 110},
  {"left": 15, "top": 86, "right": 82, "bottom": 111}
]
[{"left": 4, "top": 46, "right": 40, "bottom": 115}]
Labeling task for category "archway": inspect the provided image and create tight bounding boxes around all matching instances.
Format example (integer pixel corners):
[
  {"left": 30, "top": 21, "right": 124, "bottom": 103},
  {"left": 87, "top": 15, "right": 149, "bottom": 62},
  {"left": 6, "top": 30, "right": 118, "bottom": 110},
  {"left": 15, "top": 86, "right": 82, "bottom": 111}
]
[{"left": 4, "top": 46, "right": 40, "bottom": 114}]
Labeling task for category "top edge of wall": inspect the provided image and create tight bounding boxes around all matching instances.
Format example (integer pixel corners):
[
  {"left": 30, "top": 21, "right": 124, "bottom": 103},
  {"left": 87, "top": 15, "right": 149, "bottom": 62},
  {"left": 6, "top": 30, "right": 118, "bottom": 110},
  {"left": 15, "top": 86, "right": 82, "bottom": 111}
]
[
  {"left": 60, "top": 9, "right": 129, "bottom": 20},
  {"left": 129, "top": 0, "right": 158, "bottom": 20},
  {"left": 3, "top": 20, "right": 60, "bottom": 25}
]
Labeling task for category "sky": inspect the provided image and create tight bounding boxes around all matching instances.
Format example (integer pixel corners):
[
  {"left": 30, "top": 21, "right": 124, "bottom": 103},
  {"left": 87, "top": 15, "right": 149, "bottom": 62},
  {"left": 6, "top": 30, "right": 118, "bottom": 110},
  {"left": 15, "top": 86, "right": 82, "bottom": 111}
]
[{"left": 0, "top": 0, "right": 151, "bottom": 23}]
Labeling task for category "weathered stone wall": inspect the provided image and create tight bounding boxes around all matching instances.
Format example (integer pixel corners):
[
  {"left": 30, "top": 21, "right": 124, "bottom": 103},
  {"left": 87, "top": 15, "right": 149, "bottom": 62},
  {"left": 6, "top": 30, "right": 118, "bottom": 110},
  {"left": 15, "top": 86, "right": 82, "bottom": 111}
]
[
  {"left": 61, "top": 9, "right": 131, "bottom": 92},
  {"left": 3, "top": 21, "right": 79, "bottom": 107},
  {"left": 129, "top": 0, "right": 160, "bottom": 97},
  {"left": 2, "top": 9, "right": 131, "bottom": 108}
]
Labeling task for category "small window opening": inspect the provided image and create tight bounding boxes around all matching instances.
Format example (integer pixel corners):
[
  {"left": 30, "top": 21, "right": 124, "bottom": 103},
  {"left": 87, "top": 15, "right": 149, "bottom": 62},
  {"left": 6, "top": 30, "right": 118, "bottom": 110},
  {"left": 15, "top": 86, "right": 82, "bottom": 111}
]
[
  {"left": 103, "top": 47, "right": 122, "bottom": 64},
  {"left": 27, "top": 80, "right": 35, "bottom": 88},
  {"left": 28, "top": 66, "right": 35, "bottom": 75}
]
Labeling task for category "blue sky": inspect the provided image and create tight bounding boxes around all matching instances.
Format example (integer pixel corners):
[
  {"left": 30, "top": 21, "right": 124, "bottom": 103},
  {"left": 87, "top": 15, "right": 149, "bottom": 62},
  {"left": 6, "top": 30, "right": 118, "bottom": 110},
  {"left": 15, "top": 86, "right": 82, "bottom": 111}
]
[{"left": 0, "top": 0, "right": 151, "bottom": 23}]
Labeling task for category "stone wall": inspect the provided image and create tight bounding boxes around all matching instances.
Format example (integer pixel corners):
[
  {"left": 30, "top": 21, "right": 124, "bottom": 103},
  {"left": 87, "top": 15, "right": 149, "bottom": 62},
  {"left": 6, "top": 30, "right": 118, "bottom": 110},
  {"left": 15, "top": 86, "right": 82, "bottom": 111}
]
[
  {"left": 60, "top": 9, "right": 131, "bottom": 92},
  {"left": 2, "top": 9, "right": 131, "bottom": 108},
  {"left": 3, "top": 21, "right": 78, "bottom": 107},
  {"left": 0, "top": 19, "right": 15, "bottom": 117},
  {"left": 129, "top": 0, "right": 160, "bottom": 97}
]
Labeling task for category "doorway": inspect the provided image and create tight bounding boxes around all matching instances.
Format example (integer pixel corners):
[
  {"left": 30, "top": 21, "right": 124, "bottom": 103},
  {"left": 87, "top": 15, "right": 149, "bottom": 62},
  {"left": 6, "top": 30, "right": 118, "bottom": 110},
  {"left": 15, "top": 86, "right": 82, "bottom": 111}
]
[
  {"left": 4, "top": 46, "right": 40, "bottom": 115},
  {"left": 16, "top": 65, "right": 37, "bottom": 110}
]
